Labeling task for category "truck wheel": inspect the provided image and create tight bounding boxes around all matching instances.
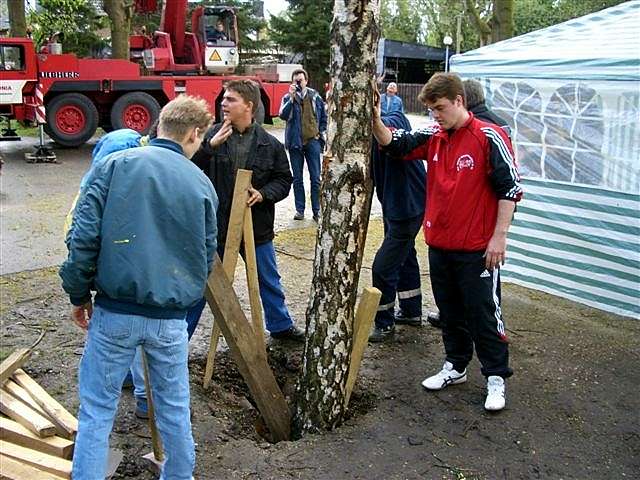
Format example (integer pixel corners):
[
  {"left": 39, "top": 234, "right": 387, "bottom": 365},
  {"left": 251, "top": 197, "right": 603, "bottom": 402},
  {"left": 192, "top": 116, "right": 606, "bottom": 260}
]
[
  {"left": 45, "top": 93, "right": 99, "bottom": 147},
  {"left": 111, "top": 92, "right": 160, "bottom": 134}
]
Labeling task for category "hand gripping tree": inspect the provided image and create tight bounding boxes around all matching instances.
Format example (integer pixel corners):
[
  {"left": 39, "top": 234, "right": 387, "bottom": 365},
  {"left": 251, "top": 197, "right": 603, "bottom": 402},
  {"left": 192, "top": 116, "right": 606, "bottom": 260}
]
[{"left": 293, "top": 0, "right": 381, "bottom": 436}]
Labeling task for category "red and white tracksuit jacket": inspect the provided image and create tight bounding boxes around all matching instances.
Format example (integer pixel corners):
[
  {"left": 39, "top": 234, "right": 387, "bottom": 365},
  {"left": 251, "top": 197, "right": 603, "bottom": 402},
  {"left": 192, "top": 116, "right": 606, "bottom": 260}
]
[{"left": 385, "top": 113, "right": 523, "bottom": 252}]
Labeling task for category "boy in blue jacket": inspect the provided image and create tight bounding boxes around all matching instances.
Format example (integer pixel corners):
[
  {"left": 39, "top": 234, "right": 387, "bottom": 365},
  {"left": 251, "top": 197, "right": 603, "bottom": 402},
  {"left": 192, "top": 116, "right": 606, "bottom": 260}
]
[{"left": 60, "top": 95, "right": 216, "bottom": 480}]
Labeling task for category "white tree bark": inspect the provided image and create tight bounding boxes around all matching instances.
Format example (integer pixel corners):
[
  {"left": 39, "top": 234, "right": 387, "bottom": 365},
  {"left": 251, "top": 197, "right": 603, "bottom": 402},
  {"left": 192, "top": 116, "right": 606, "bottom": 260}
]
[{"left": 293, "top": 0, "right": 381, "bottom": 436}]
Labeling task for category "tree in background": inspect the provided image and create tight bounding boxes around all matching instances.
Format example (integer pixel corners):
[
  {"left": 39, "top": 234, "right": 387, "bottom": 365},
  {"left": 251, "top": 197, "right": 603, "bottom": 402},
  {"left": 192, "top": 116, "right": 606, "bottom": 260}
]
[
  {"left": 387, "top": 0, "right": 627, "bottom": 51},
  {"left": 419, "top": 0, "right": 482, "bottom": 52},
  {"left": 8, "top": 0, "right": 27, "bottom": 37},
  {"left": 103, "top": 0, "right": 134, "bottom": 59},
  {"left": 514, "top": 0, "right": 627, "bottom": 36},
  {"left": 27, "top": 0, "right": 107, "bottom": 57},
  {"left": 381, "top": 0, "right": 421, "bottom": 43},
  {"left": 464, "top": 0, "right": 514, "bottom": 45},
  {"left": 222, "top": 0, "right": 269, "bottom": 60},
  {"left": 270, "top": 0, "right": 333, "bottom": 87}
]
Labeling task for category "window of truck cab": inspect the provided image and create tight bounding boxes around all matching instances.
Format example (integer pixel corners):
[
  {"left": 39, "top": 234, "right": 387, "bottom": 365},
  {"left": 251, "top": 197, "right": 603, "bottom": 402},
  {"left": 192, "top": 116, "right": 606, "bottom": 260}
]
[{"left": 1, "top": 45, "right": 25, "bottom": 71}]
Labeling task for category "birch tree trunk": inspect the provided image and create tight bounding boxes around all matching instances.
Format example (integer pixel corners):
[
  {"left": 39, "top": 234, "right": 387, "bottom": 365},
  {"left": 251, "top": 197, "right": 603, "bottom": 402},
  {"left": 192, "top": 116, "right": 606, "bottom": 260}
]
[
  {"left": 103, "top": 0, "right": 133, "bottom": 60},
  {"left": 293, "top": 0, "right": 380, "bottom": 437}
]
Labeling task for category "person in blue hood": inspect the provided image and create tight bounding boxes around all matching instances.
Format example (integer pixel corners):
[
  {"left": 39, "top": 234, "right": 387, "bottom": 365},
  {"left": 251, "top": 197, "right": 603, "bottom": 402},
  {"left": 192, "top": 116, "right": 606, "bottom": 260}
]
[
  {"left": 64, "top": 129, "right": 142, "bottom": 236},
  {"left": 368, "top": 110, "right": 427, "bottom": 342}
]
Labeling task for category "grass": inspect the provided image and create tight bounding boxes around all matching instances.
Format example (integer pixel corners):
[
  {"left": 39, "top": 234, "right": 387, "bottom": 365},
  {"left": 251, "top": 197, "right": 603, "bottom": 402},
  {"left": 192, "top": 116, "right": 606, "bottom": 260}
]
[
  {"left": 264, "top": 117, "right": 285, "bottom": 129},
  {"left": 3, "top": 123, "right": 38, "bottom": 138}
]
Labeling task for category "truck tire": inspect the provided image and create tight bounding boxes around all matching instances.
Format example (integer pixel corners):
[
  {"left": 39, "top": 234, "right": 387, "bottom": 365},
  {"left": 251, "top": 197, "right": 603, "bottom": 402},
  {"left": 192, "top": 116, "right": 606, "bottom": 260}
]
[
  {"left": 45, "top": 93, "right": 99, "bottom": 147},
  {"left": 110, "top": 92, "right": 160, "bottom": 134}
]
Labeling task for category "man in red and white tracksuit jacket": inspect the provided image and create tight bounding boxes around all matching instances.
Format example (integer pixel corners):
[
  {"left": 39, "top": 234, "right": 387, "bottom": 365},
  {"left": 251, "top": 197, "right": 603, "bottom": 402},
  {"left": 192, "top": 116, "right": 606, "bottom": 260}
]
[{"left": 372, "top": 73, "right": 523, "bottom": 412}]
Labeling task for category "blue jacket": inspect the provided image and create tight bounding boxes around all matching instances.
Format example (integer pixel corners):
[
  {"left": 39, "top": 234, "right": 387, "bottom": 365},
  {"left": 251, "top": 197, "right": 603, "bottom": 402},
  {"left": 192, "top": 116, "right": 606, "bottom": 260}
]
[
  {"left": 371, "top": 111, "right": 426, "bottom": 221},
  {"left": 60, "top": 139, "right": 218, "bottom": 319},
  {"left": 380, "top": 94, "right": 404, "bottom": 116},
  {"left": 279, "top": 87, "right": 327, "bottom": 150}
]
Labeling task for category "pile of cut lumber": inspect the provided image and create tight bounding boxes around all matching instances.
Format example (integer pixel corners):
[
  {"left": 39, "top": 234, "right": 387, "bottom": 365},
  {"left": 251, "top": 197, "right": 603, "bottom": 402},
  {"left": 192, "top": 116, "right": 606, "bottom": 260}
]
[{"left": 1, "top": 348, "right": 77, "bottom": 479}]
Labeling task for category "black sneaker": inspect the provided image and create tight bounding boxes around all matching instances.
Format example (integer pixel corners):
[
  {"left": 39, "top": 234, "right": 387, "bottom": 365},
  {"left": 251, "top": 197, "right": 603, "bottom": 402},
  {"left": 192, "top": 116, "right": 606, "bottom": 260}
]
[
  {"left": 270, "top": 325, "right": 305, "bottom": 342},
  {"left": 293, "top": 212, "right": 304, "bottom": 221},
  {"left": 427, "top": 311, "right": 444, "bottom": 329},
  {"left": 368, "top": 325, "right": 395, "bottom": 343},
  {"left": 395, "top": 312, "right": 422, "bottom": 326},
  {"left": 312, "top": 213, "right": 319, "bottom": 222},
  {"left": 135, "top": 399, "right": 149, "bottom": 420}
]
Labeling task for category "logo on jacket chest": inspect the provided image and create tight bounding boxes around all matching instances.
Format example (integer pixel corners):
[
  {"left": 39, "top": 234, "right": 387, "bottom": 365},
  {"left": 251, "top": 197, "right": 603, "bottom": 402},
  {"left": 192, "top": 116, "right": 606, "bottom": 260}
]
[{"left": 456, "top": 154, "right": 475, "bottom": 172}]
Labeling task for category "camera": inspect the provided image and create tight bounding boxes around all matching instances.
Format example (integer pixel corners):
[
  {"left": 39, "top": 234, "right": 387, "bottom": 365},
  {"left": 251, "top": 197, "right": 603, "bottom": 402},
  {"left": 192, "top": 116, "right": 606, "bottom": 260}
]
[{"left": 295, "top": 80, "right": 302, "bottom": 92}]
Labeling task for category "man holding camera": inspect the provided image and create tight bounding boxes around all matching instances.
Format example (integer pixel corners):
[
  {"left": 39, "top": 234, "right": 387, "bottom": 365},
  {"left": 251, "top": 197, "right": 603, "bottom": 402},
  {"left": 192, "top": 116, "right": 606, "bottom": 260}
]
[{"left": 279, "top": 69, "right": 327, "bottom": 222}]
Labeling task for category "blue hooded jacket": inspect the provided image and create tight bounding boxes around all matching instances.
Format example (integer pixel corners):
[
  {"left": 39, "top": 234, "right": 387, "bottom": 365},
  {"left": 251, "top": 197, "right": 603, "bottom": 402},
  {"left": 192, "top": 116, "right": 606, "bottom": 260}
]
[
  {"left": 371, "top": 111, "right": 426, "bottom": 221},
  {"left": 80, "top": 129, "right": 142, "bottom": 189}
]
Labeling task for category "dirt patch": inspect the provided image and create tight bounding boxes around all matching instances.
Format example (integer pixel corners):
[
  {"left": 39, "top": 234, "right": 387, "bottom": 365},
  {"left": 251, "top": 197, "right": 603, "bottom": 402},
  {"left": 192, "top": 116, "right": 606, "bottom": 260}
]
[{"left": 1, "top": 221, "right": 638, "bottom": 479}]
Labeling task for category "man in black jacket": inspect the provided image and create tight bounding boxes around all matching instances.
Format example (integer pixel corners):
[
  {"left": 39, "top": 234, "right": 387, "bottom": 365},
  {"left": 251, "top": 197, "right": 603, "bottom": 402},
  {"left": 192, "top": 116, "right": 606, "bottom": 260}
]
[
  {"left": 463, "top": 79, "right": 509, "bottom": 128},
  {"left": 368, "top": 110, "right": 426, "bottom": 342},
  {"left": 191, "top": 80, "right": 304, "bottom": 341}
]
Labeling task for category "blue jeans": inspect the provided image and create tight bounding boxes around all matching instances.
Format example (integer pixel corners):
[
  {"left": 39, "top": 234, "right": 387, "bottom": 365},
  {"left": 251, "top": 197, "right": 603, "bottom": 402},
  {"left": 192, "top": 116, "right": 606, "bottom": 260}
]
[
  {"left": 289, "top": 139, "right": 321, "bottom": 215},
  {"left": 73, "top": 306, "right": 194, "bottom": 480},
  {"left": 131, "top": 303, "right": 202, "bottom": 405},
  {"left": 183, "top": 241, "right": 293, "bottom": 335}
]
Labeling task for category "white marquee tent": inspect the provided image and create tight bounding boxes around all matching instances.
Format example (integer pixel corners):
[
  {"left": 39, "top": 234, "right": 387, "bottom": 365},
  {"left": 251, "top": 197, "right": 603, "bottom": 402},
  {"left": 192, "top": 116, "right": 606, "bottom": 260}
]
[{"left": 450, "top": 0, "right": 640, "bottom": 318}]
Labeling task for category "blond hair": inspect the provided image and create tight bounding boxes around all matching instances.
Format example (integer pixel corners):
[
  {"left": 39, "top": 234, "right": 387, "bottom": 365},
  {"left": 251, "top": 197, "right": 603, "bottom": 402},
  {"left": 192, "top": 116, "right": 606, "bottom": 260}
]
[{"left": 158, "top": 95, "right": 213, "bottom": 139}]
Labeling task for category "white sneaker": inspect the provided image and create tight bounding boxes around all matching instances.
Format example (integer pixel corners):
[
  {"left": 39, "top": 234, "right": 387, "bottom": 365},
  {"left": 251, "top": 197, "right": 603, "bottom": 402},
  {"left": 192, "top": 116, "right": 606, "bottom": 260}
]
[
  {"left": 484, "top": 376, "right": 506, "bottom": 411},
  {"left": 421, "top": 361, "right": 467, "bottom": 390}
]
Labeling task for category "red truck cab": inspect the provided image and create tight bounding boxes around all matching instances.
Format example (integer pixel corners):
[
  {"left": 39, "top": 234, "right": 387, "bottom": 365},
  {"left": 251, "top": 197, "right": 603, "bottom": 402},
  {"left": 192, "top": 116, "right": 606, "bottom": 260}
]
[{"left": 0, "top": 38, "right": 38, "bottom": 124}]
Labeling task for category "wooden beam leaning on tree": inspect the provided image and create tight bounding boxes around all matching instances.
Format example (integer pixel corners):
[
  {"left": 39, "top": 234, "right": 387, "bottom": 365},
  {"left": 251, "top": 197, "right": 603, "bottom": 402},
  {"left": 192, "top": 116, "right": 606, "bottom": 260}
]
[
  {"left": 204, "top": 255, "right": 291, "bottom": 441},
  {"left": 202, "top": 169, "right": 266, "bottom": 388}
]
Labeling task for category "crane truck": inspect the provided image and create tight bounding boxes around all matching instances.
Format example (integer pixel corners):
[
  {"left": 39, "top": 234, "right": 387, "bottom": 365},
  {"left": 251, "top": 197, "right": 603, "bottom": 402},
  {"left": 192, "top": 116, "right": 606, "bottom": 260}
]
[{"left": 0, "top": 0, "right": 296, "bottom": 147}]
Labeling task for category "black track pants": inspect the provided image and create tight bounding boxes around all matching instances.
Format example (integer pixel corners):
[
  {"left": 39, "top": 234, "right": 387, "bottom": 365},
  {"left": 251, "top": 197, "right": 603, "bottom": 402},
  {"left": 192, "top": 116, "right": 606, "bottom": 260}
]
[
  {"left": 428, "top": 247, "right": 513, "bottom": 378},
  {"left": 372, "top": 215, "right": 423, "bottom": 328}
]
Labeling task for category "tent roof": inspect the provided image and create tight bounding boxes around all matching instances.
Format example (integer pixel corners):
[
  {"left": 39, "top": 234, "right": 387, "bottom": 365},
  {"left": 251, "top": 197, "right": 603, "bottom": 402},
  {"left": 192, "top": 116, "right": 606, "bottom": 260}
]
[{"left": 450, "top": 0, "right": 640, "bottom": 81}]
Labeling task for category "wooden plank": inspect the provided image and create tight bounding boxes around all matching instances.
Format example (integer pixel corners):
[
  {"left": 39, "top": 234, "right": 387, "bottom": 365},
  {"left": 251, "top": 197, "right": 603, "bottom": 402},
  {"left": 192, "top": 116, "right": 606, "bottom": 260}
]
[
  {"left": 0, "top": 440, "right": 71, "bottom": 479},
  {"left": 344, "top": 287, "right": 382, "bottom": 408},
  {"left": 243, "top": 207, "right": 266, "bottom": 346},
  {"left": 12, "top": 370, "right": 77, "bottom": 440},
  {"left": 0, "top": 349, "right": 31, "bottom": 384},
  {"left": 0, "top": 417, "right": 74, "bottom": 459},
  {"left": 0, "top": 454, "right": 67, "bottom": 480},
  {"left": 222, "top": 169, "right": 253, "bottom": 280},
  {"left": 203, "top": 169, "right": 253, "bottom": 388},
  {"left": 140, "top": 349, "right": 164, "bottom": 462},
  {"left": 204, "top": 255, "right": 290, "bottom": 441},
  {"left": 3, "top": 379, "right": 48, "bottom": 417},
  {"left": 0, "top": 389, "right": 57, "bottom": 438},
  {"left": 0, "top": 332, "right": 45, "bottom": 385}
]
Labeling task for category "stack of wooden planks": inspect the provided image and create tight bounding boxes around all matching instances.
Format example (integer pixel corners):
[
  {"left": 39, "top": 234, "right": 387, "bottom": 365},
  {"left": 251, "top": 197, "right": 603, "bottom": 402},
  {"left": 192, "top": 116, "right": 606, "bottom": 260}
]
[{"left": 1, "top": 348, "right": 77, "bottom": 479}]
